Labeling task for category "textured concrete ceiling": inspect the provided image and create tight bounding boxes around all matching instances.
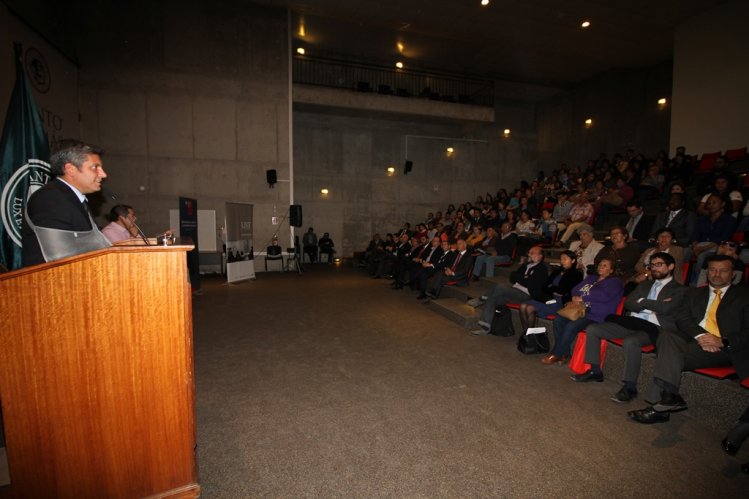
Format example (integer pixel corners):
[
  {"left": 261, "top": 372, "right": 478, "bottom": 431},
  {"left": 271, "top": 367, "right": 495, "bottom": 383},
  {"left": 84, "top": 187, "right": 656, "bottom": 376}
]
[{"left": 255, "top": 0, "right": 727, "bottom": 87}]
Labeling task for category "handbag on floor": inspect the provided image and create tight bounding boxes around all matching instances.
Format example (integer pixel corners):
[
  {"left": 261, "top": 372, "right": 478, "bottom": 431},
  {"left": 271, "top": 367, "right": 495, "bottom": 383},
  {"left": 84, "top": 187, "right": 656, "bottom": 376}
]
[
  {"left": 569, "top": 331, "right": 608, "bottom": 374},
  {"left": 517, "top": 327, "right": 550, "bottom": 354},
  {"left": 490, "top": 305, "right": 515, "bottom": 337}
]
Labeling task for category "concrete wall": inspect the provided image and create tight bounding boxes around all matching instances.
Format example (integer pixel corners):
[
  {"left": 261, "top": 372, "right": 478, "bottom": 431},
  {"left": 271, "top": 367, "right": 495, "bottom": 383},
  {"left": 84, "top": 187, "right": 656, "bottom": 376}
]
[
  {"left": 293, "top": 100, "right": 538, "bottom": 256},
  {"left": 536, "top": 62, "right": 673, "bottom": 169},
  {"left": 670, "top": 0, "right": 749, "bottom": 156},
  {"left": 66, "top": 0, "right": 291, "bottom": 252}
]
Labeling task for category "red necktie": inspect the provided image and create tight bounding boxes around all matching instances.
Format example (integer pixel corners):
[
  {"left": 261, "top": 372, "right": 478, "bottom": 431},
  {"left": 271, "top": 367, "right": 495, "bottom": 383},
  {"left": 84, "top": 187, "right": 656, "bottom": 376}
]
[{"left": 451, "top": 253, "right": 462, "bottom": 271}]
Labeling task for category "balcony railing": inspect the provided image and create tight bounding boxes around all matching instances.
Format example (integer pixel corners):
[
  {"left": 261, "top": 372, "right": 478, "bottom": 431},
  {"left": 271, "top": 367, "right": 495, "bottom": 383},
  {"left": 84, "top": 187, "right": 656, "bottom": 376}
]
[{"left": 292, "top": 55, "right": 494, "bottom": 107}]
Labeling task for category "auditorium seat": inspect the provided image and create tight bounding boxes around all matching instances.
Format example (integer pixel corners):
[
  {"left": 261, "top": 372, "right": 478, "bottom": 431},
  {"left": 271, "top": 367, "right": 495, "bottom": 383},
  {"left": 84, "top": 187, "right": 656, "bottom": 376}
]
[
  {"left": 697, "top": 151, "right": 721, "bottom": 173},
  {"left": 725, "top": 146, "right": 747, "bottom": 162}
]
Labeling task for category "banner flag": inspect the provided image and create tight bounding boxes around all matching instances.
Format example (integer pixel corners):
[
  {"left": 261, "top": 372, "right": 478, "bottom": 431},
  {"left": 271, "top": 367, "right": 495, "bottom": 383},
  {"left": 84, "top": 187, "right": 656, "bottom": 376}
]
[{"left": 0, "top": 42, "right": 51, "bottom": 270}]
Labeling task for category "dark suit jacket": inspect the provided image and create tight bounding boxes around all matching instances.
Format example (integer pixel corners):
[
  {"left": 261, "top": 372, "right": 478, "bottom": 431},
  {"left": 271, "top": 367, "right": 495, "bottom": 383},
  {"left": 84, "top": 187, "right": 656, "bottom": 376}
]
[
  {"left": 625, "top": 278, "right": 686, "bottom": 333},
  {"left": 650, "top": 209, "right": 696, "bottom": 246},
  {"left": 509, "top": 262, "right": 548, "bottom": 300},
  {"left": 446, "top": 250, "right": 474, "bottom": 284},
  {"left": 621, "top": 213, "right": 654, "bottom": 243},
  {"left": 674, "top": 285, "right": 749, "bottom": 379},
  {"left": 540, "top": 266, "right": 584, "bottom": 303},
  {"left": 22, "top": 178, "right": 93, "bottom": 267}
]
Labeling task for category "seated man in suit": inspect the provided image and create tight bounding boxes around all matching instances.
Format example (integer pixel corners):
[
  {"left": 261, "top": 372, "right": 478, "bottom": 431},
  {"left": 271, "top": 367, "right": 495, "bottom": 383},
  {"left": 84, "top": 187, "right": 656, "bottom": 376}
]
[
  {"left": 424, "top": 238, "right": 474, "bottom": 300},
  {"left": 416, "top": 240, "right": 455, "bottom": 298},
  {"left": 405, "top": 236, "right": 444, "bottom": 291},
  {"left": 22, "top": 139, "right": 111, "bottom": 267},
  {"left": 392, "top": 236, "right": 426, "bottom": 289},
  {"left": 470, "top": 245, "right": 548, "bottom": 335},
  {"left": 622, "top": 199, "right": 654, "bottom": 252},
  {"left": 649, "top": 193, "right": 695, "bottom": 247},
  {"left": 572, "top": 252, "right": 685, "bottom": 403},
  {"left": 629, "top": 255, "right": 749, "bottom": 423}
]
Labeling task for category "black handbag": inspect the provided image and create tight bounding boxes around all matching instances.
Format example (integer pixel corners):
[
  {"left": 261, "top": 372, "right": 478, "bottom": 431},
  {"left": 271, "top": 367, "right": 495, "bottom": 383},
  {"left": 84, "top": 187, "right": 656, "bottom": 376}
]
[
  {"left": 490, "top": 305, "right": 515, "bottom": 337},
  {"left": 517, "top": 329, "right": 550, "bottom": 354}
]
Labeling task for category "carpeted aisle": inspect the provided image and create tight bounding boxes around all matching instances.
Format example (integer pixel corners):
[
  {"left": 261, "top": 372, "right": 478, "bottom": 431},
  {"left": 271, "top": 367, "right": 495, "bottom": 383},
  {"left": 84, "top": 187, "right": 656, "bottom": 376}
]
[{"left": 192, "top": 265, "right": 746, "bottom": 498}]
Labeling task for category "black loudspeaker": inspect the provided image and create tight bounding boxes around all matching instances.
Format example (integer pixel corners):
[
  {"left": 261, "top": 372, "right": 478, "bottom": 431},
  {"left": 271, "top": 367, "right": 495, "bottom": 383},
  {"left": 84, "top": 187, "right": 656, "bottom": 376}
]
[
  {"left": 404, "top": 160, "right": 413, "bottom": 175},
  {"left": 266, "top": 169, "right": 277, "bottom": 187},
  {"left": 290, "top": 204, "right": 303, "bottom": 227}
]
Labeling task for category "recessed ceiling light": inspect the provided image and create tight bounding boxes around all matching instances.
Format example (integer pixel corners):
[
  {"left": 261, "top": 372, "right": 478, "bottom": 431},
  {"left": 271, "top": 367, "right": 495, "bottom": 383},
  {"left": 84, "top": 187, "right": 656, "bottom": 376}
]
[
  {"left": 446, "top": 147, "right": 454, "bottom": 155},
  {"left": 658, "top": 97, "right": 667, "bottom": 105},
  {"left": 503, "top": 129, "right": 511, "bottom": 137},
  {"left": 397, "top": 41, "right": 405, "bottom": 53},
  {"left": 481, "top": 0, "right": 490, "bottom": 6},
  {"left": 581, "top": 20, "right": 591, "bottom": 28},
  {"left": 320, "top": 188, "right": 329, "bottom": 195},
  {"left": 296, "top": 47, "right": 305, "bottom": 55},
  {"left": 395, "top": 61, "right": 404, "bottom": 69},
  {"left": 387, "top": 166, "right": 395, "bottom": 175},
  {"left": 584, "top": 118, "right": 593, "bottom": 127}
]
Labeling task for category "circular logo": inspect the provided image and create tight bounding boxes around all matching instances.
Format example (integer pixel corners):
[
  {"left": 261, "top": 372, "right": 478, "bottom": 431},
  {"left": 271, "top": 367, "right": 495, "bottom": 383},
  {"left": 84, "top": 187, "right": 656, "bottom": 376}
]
[
  {"left": 24, "top": 47, "right": 51, "bottom": 94},
  {"left": 1, "top": 159, "right": 52, "bottom": 246}
]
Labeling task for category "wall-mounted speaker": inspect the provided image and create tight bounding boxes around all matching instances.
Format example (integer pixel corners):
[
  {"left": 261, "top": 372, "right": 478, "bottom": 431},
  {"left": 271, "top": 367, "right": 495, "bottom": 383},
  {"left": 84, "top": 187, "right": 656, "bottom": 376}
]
[
  {"left": 404, "top": 160, "right": 413, "bottom": 175},
  {"left": 290, "top": 204, "right": 303, "bottom": 227},
  {"left": 266, "top": 169, "right": 277, "bottom": 187}
]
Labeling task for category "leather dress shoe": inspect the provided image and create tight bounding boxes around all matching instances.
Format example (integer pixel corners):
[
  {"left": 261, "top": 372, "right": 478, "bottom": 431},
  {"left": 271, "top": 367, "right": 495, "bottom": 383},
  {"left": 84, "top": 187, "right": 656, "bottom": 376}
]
[
  {"left": 570, "top": 370, "right": 603, "bottom": 382},
  {"left": 628, "top": 406, "right": 671, "bottom": 424},
  {"left": 541, "top": 354, "right": 566, "bottom": 365},
  {"left": 721, "top": 421, "right": 749, "bottom": 456},
  {"left": 652, "top": 392, "right": 688, "bottom": 413},
  {"left": 611, "top": 385, "right": 637, "bottom": 403}
]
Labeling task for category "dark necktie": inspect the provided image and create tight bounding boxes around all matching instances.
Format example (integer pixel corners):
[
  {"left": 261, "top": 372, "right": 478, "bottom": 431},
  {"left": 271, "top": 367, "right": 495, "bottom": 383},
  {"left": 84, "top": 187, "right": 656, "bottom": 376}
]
[{"left": 451, "top": 252, "right": 462, "bottom": 271}]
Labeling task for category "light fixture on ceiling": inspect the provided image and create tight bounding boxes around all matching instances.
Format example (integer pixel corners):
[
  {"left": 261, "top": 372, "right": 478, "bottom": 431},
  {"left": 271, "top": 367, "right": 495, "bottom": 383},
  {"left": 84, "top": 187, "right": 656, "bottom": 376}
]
[
  {"left": 503, "top": 129, "right": 511, "bottom": 137},
  {"left": 581, "top": 20, "right": 591, "bottom": 28},
  {"left": 296, "top": 47, "right": 305, "bottom": 55},
  {"left": 298, "top": 22, "right": 306, "bottom": 37},
  {"left": 584, "top": 118, "right": 593, "bottom": 127},
  {"left": 395, "top": 61, "right": 404, "bottom": 69},
  {"left": 657, "top": 97, "right": 668, "bottom": 106},
  {"left": 387, "top": 166, "right": 396, "bottom": 175},
  {"left": 397, "top": 41, "right": 405, "bottom": 53},
  {"left": 320, "top": 188, "right": 329, "bottom": 195},
  {"left": 446, "top": 147, "right": 454, "bottom": 156},
  {"left": 481, "top": 0, "right": 490, "bottom": 6}
]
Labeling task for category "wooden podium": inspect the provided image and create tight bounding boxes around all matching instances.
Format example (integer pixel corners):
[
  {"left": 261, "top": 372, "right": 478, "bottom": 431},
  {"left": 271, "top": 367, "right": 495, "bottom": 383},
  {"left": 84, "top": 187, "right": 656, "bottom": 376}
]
[{"left": 0, "top": 245, "right": 200, "bottom": 498}]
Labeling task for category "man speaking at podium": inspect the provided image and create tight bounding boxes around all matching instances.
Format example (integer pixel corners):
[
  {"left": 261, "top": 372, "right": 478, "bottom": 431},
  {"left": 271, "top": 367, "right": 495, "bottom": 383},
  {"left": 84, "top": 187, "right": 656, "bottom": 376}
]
[{"left": 21, "top": 140, "right": 111, "bottom": 267}]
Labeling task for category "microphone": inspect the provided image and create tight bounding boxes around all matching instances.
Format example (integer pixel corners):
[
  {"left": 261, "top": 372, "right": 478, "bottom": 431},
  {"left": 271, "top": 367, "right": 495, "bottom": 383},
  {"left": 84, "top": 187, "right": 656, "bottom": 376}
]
[{"left": 101, "top": 186, "right": 151, "bottom": 246}]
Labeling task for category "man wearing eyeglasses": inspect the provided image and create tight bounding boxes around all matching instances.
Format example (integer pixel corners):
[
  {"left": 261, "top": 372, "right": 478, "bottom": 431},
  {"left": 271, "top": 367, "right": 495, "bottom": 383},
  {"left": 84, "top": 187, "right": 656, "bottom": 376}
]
[
  {"left": 629, "top": 254, "right": 749, "bottom": 424},
  {"left": 572, "top": 252, "right": 685, "bottom": 403}
]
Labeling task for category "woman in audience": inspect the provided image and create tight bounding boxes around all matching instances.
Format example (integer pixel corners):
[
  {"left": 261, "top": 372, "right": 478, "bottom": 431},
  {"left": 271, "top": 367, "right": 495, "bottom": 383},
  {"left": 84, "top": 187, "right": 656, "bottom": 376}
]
[
  {"left": 519, "top": 250, "right": 584, "bottom": 332},
  {"left": 465, "top": 225, "right": 485, "bottom": 249},
  {"left": 594, "top": 226, "right": 640, "bottom": 282},
  {"left": 541, "top": 257, "right": 623, "bottom": 365}
]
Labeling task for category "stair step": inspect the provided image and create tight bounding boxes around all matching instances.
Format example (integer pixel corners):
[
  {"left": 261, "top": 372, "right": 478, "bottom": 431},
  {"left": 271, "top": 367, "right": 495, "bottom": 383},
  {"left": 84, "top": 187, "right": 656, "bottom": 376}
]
[{"left": 427, "top": 297, "right": 481, "bottom": 328}]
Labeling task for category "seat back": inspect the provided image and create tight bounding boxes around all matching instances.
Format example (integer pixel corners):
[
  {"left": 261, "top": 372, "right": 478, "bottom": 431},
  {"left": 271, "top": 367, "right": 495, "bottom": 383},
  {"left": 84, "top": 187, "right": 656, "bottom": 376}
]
[{"left": 266, "top": 245, "right": 282, "bottom": 257}]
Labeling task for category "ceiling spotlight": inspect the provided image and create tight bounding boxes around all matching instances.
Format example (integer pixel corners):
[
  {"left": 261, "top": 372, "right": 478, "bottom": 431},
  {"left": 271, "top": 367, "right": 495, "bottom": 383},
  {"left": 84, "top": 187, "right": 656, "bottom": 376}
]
[
  {"left": 503, "top": 129, "right": 511, "bottom": 137},
  {"left": 481, "top": 0, "right": 490, "bottom": 6},
  {"left": 446, "top": 147, "right": 454, "bottom": 156},
  {"left": 657, "top": 97, "right": 667, "bottom": 105},
  {"left": 397, "top": 41, "right": 405, "bottom": 53},
  {"left": 584, "top": 118, "right": 593, "bottom": 127},
  {"left": 296, "top": 47, "right": 305, "bottom": 55},
  {"left": 581, "top": 20, "right": 591, "bottom": 28},
  {"left": 387, "top": 166, "right": 396, "bottom": 175},
  {"left": 395, "top": 61, "right": 404, "bottom": 69},
  {"left": 320, "top": 188, "right": 329, "bottom": 195}
]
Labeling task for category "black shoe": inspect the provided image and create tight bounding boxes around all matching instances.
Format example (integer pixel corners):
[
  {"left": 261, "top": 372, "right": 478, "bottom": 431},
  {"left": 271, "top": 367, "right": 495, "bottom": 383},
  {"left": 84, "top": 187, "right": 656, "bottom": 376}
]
[
  {"left": 628, "top": 406, "right": 671, "bottom": 424},
  {"left": 652, "top": 392, "right": 688, "bottom": 413},
  {"left": 611, "top": 385, "right": 637, "bottom": 403},
  {"left": 722, "top": 421, "right": 749, "bottom": 456},
  {"left": 570, "top": 370, "right": 603, "bottom": 383},
  {"left": 416, "top": 294, "right": 428, "bottom": 300}
]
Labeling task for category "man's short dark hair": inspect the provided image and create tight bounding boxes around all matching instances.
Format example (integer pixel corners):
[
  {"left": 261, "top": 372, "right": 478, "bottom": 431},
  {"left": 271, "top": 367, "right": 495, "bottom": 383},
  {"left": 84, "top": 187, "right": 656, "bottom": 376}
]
[
  {"left": 108, "top": 204, "right": 133, "bottom": 222},
  {"left": 50, "top": 139, "right": 104, "bottom": 176},
  {"left": 706, "top": 254, "right": 737, "bottom": 267},
  {"left": 649, "top": 251, "right": 675, "bottom": 268},
  {"left": 625, "top": 199, "right": 643, "bottom": 209},
  {"left": 654, "top": 227, "right": 676, "bottom": 239}
]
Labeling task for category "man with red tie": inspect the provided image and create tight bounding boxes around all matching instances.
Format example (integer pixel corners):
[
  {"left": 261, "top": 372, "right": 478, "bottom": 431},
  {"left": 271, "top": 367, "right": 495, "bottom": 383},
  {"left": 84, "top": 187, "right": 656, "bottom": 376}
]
[
  {"left": 629, "top": 254, "right": 749, "bottom": 423},
  {"left": 423, "top": 238, "right": 474, "bottom": 300}
]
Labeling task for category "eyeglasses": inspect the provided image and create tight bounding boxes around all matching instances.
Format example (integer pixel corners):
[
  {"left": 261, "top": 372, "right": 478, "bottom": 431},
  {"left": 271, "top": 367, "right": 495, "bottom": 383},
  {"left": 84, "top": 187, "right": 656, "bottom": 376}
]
[{"left": 647, "top": 261, "right": 667, "bottom": 268}]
